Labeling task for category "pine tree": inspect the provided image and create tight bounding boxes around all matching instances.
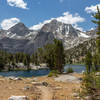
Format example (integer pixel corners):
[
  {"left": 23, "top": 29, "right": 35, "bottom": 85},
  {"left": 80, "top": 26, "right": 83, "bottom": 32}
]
[
  {"left": 0, "top": 56, "right": 4, "bottom": 71},
  {"left": 44, "top": 44, "right": 55, "bottom": 70},
  {"left": 37, "top": 48, "right": 44, "bottom": 63},
  {"left": 54, "top": 39, "right": 65, "bottom": 73},
  {"left": 34, "top": 52, "right": 39, "bottom": 65},
  {"left": 93, "top": 53, "right": 99, "bottom": 71},
  {"left": 23, "top": 54, "right": 30, "bottom": 70},
  {"left": 92, "top": 6, "right": 100, "bottom": 68},
  {"left": 31, "top": 54, "right": 35, "bottom": 64},
  {"left": 85, "top": 52, "right": 92, "bottom": 74},
  {"left": 92, "top": 6, "right": 100, "bottom": 54}
]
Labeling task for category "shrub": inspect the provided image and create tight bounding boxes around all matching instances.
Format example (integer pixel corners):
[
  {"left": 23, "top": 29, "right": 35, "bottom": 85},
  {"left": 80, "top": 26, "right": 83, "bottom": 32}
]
[
  {"left": 66, "top": 67, "right": 74, "bottom": 74},
  {"left": 48, "top": 70, "right": 59, "bottom": 77},
  {"left": 80, "top": 72, "right": 100, "bottom": 99}
]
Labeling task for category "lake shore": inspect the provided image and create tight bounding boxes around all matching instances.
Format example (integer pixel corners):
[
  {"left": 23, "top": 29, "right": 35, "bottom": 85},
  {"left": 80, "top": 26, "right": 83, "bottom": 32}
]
[
  {"left": 0, "top": 73, "right": 82, "bottom": 100},
  {"left": 0, "top": 65, "right": 85, "bottom": 78}
]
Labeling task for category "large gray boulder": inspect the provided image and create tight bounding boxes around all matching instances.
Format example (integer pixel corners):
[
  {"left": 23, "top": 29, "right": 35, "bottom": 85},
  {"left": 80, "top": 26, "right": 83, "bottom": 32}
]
[
  {"left": 8, "top": 96, "right": 29, "bottom": 100},
  {"left": 54, "top": 75, "right": 81, "bottom": 83}
]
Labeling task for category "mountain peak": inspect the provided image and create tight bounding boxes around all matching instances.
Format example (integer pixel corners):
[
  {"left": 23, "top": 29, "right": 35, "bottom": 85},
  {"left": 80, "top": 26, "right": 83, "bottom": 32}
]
[
  {"left": 15, "top": 22, "right": 26, "bottom": 26},
  {"left": 50, "top": 19, "right": 58, "bottom": 24},
  {"left": 40, "top": 19, "right": 78, "bottom": 37},
  {"left": 8, "top": 22, "right": 30, "bottom": 36}
]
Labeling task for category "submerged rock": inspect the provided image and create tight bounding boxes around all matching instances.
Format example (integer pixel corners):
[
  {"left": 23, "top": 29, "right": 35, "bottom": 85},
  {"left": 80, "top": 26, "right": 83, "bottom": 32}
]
[{"left": 8, "top": 96, "right": 29, "bottom": 100}]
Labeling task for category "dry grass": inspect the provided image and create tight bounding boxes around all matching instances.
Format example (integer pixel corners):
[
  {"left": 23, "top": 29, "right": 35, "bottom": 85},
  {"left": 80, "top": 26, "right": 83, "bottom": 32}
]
[{"left": 0, "top": 73, "right": 81, "bottom": 100}]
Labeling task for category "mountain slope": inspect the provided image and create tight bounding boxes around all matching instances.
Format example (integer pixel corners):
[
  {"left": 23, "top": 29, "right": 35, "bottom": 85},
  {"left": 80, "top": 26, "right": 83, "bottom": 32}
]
[
  {"left": 0, "top": 20, "right": 97, "bottom": 54},
  {"left": 65, "top": 38, "right": 96, "bottom": 63}
]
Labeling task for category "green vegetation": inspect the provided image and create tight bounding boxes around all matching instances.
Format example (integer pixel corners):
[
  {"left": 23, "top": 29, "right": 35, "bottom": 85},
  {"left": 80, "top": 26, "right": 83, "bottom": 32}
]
[
  {"left": 66, "top": 67, "right": 74, "bottom": 74},
  {"left": 23, "top": 54, "right": 31, "bottom": 70},
  {"left": 0, "top": 39, "right": 65, "bottom": 73},
  {"left": 0, "top": 55, "right": 5, "bottom": 71},
  {"left": 0, "top": 51, "right": 31, "bottom": 71},
  {"left": 34, "top": 39, "right": 65, "bottom": 73},
  {"left": 80, "top": 7, "right": 100, "bottom": 100},
  {"left": 48, "top": 70, "right": 59, "bottom": 77},
  {"left": 85, "top": 51, "right": 92, "bottom": 74}
]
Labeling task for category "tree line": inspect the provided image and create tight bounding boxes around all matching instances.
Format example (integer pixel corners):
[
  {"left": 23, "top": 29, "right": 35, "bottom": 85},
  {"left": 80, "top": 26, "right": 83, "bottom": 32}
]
[{"left": 0, "top": 39, "right": 65, "bottom": 72}]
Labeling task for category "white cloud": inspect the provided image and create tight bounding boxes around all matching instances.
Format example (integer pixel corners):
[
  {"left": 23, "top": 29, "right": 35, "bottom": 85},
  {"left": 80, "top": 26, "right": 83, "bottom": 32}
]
[
  {"left": 1, "top": 18, "right": 20, "bottom": 30},
  {"left": 57, "top": 12, "right": 85, "bottom": 24},
  {"left": 30, "top": 12, "right": 85, "bottom": 31},
  {"left": 7, "top": 0, "right": 28, "bottom": 9},
  {"left": 73, "top": 24, "right": 83, "bottom": 31},
  {"left": 30, "top": 23, "right": 43, "bottom": 30},
  {"left": 30, "top": 18, "right": 54, "bottom": 30},
  {"left": 85, "top": 4, "right": 100, "bottom": 13},
  {"left": 90, "top": 28, "right": 94, "bottom": 30}
]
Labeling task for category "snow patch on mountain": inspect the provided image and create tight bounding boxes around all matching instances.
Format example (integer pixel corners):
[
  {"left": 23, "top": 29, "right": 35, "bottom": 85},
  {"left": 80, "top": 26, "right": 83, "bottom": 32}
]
[
  {"left": 10, "top": 33, "right": 16, "bottom": 38},
  {"left": 78, "top": 32, "right": 90, "bottom": 38}
]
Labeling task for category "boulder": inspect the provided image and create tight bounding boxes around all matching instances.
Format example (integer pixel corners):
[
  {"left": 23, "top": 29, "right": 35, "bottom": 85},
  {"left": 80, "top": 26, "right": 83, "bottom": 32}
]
[
  {"left": 82, "top": 70, "right": 85, "bottom": 74},
  {"left": 23, "top": 86, "right": 30, "bottom": 91},
  {"left": 78, "top": 77, "right": 83, "bottom": 81},
  {"left": 31, "top": 82, "right": 42, "bottom": 86},
  {"left": 8, "top": 77, "right": 22, "bottom": 81},
  {"left": 14, "top": 77, "right": 22, "bottom": 81},
  {"left": 84, "top": 96, "right": 92, "bottom": 100},
  {"left": 54, "top": 75, "right": 80, "bottom": 83},
  {"left": 72, "top": 93, "right": 79, "bottom": 97},
  {"left": 54, "top": 87, "right": 62, "bottom": 90},
  {"left": 8, "top": 76, "right": 16, "bottom": 80},
  {"left": 95, "top": 72, "right": 100, "bottom": 76},
  {"left": 33, "top": 78, "right": 38, "bottom": 82},
  {"left": 42, "top": 82, "right": 48, "bottom": 87},
  {"left": 8, "top": 96, "right": 29, "bottom": 100}
]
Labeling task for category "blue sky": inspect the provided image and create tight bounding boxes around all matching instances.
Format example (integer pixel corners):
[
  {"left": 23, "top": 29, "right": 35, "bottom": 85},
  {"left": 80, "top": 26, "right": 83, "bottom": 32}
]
[{"left": 0, "top": 0, "right": 100, "bottom": 31}]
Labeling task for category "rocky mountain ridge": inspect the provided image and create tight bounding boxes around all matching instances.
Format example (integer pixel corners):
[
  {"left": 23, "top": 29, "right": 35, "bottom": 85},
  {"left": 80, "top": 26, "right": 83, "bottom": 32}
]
[{"left": 0, "top": 19, "right": 97, "bottom": 54}]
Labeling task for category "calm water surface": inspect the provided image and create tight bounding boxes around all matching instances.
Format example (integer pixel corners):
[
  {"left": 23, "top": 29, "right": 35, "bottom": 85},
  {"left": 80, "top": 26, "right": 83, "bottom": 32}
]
[
  {"left": 0, "top": 65, "right": 85, "bottom": 77},
  {"left": 64, "top": 64, "right": 86, "bottom": 73},
  {"left": 0, "top": 69, "right": 50, "bottom": 77}
]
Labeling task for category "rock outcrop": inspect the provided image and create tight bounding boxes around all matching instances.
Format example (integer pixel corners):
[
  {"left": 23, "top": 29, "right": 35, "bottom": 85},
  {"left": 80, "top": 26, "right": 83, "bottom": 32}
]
[{"left": 8, "top": 96, "right": 29, "bottom": 100}]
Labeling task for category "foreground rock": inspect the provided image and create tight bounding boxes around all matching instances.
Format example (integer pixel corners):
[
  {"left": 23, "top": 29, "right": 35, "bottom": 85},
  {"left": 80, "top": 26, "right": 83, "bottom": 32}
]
[
  {"left": 7, "top": 77, "right": 22, "bottom": 81},
  {"left": 54, "top": 75, "right": 81, "bottom": 83},
  {"left": 8, "top": 96, "right": 29, "bottom": 100}
]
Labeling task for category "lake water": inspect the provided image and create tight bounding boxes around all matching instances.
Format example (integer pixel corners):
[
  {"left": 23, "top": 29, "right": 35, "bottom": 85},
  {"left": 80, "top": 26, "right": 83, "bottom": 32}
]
[
  {"left": 64, "top": 64, "right": 86, "bottom": 73},
  {"left": 0, "top": 65, "right": 85, "bottom": 77},
  {"left": 0, "top": 69, "right": 50, "bottom": 77}
]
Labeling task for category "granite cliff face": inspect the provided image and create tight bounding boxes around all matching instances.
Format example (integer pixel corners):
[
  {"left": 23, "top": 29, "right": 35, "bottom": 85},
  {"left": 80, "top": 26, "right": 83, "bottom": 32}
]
[{"left": 0, "top": 19, "right": 96, "bottom": 54}]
